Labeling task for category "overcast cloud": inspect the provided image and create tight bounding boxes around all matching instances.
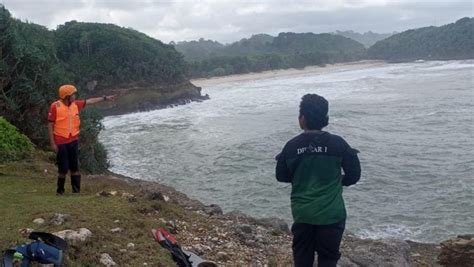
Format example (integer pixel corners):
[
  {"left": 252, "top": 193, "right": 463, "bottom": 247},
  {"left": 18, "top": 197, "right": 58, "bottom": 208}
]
[{"left": 3, "top": 0, "right": 473, "bottom": 44}]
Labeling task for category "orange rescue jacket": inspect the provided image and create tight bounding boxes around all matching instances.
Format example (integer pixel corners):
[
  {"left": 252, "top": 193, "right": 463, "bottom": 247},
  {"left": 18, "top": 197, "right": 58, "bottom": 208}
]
[{"left": 53, "top": 100, "right": 81, "bottom": 138}]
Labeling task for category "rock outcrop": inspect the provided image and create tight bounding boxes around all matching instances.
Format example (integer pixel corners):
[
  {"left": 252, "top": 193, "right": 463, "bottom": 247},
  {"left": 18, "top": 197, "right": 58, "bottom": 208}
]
[
  {"left": 438, "top": 234, "right": 474, "bottom": 267},
  {"left": 95, "top": 81, "right": 209, "bottom": 116},
  {"left": 340, "top": 235, "right": 411, "bottom": 267}
]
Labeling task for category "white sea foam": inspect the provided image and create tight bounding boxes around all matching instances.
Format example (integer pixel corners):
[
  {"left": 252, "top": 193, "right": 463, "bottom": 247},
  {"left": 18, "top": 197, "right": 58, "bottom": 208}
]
[
  {"left": 355, "top": 224, "right": 424, "bottom": 241},
  {"left": 101, "top": 60, "right": 474, "bottom": 242}
]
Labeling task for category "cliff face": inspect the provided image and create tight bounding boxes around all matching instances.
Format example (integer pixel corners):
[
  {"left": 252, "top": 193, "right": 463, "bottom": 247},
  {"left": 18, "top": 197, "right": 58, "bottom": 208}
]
[{"left": 94, "top": 81, "right": 209, "bottom": 116}]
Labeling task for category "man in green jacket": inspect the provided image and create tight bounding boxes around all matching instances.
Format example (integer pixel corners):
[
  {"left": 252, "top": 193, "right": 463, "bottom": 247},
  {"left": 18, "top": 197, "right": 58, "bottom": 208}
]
[{"left": 276, "top": 94, "right": 361, "bottom": 267}]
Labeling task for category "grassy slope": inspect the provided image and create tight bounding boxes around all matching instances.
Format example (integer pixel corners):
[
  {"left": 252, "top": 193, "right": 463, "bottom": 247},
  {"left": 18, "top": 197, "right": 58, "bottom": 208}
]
[{"left": 0, "top": 153, "right": 179, "bottom": 266}]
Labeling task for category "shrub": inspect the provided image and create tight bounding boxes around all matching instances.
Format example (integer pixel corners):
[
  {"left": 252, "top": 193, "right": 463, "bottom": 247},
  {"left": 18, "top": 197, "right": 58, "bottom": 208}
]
[
  {"left": 0, "top": 117, "right": 34, "bottom": 162},
  {"left": 79, "top": 108, "right": 109, "bottom": 173}
]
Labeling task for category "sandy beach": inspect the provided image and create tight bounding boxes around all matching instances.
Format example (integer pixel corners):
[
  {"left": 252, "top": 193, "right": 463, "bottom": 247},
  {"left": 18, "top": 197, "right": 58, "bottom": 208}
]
[{"left": 191, "top": 60, "right": 386, "bottom": 87}]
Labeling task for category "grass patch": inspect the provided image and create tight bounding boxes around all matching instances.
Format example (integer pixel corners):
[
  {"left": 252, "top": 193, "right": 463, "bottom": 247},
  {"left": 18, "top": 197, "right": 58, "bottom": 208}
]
[{"left": 0, "top": 155, "right": 179, "bottom": 266}]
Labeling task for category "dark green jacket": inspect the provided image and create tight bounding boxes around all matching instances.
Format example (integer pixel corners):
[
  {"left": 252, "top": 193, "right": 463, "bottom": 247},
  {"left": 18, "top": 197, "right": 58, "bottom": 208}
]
[{"left": 276, "top": 131, "right": 360, "bottom": 225}]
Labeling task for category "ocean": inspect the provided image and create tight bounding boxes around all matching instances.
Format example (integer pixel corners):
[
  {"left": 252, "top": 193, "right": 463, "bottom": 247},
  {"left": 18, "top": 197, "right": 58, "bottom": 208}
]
[{"left": 100, "top": 60, "right": 474, "bottom": 242}]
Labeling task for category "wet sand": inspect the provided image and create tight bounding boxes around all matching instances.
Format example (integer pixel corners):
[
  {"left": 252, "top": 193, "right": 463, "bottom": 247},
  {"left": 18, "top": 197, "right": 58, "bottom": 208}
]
[{"left": 191, "top": 60, "right": 386, "bottom": 87}]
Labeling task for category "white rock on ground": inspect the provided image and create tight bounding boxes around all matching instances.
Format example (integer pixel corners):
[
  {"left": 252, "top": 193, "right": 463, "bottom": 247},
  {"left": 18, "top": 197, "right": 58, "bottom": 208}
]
[
  {"left": 54, "top": 228, "right": 92, "bottom": 243},
  {"left": 19, "top": 228, "right": 34, "bottom": 235},
  {"left": 50, "top": 213, "right": 70, "bottom": 225},
  {"left": 100, "top": 253, "right": 117, "bottom": 266},
  {"left": 33, "top": 218, "right": 45, "bottom": 224}
]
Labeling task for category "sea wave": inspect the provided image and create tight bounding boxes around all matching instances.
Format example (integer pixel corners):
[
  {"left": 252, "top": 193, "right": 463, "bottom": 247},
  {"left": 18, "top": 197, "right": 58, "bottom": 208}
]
[{"left": 101, "top": 60, "right": 474, "bottom": 242}]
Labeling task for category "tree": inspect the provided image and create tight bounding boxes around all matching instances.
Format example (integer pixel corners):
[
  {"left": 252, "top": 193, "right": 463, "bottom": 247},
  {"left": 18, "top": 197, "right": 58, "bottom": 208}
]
[{"left": 368, "top": 17, "right": 474, "bottom": 61}]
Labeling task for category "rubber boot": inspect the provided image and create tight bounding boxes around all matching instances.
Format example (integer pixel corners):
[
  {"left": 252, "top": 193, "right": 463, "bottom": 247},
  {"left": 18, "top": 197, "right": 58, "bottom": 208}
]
[
  {"left": 57, "top": 176, "right": 66, "bottom": 195},
  {"left": 71, "top": 174, "right": 81, "bottom": 193}
]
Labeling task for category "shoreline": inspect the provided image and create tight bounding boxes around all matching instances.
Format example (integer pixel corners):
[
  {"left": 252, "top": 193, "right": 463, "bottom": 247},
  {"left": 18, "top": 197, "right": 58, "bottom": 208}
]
[
  {"left": 191, "top": 60, "right": 386, "bottom": 87},
  {"left": 1, "top": 153, "right": 460, "bottom": 265},
  {"left": 82, "top": 59, "right": 470, "bottom": 264},
  {"left": 103, "top": 169, "right": 446, "bottom": 266}
]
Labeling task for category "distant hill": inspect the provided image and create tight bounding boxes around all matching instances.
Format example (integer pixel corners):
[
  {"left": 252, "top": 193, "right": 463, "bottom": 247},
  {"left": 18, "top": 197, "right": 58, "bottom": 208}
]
[
  {"left": 55, "top": 21, "right": 188, "bottom": 90},
  {"left": 175, "top": 32, "right": 366, "bottom": 78},
  {"left": 225, "top": 34, "right": 275, "bottom": 56},
  {"left": 174, "top": 34, "right": 275, "bottom": 61},
  {"left": 367, "top": 17, "right": 474, "bottom": 61},
  {"left": 172, "top": 38, "right": 226, "bottom": 61},
  {"left": 334, "top": 30, "right": 394, "bottom": 48}
]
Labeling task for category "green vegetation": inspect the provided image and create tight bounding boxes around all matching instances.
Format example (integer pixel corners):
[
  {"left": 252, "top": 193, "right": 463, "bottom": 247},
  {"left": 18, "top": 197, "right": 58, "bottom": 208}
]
[
  {"left": 171, "top": 38, "right": 226, "bottom": 61},
  {"left": 0, "top": 6, "right": 70, "bottom": 146},
  {"left": 0, "top": 157, "right": 180, "bottom": 265},
  {"left": 334, "top": 30, "right": 395, "bottom": 48},
  {"left": 0, "top": 6, "right": 107, "bottom": 172},
  {"left": 0, "top": 117, "right": 34, "bottom": 162},
  {"left": 176, "top": 18, "right": 473, "bottom": 77},
  {"left": 0, "top": 5, "right": 190, "bottom": 173},
  {"left": 55, "top": 21, "right": 187, "bottom": 90},
  {"left": 79, "top": 108, "right": 109, "bottom": 173},
  {"left": 176, "top": 33, "right": 366, "bottom": 78},
  {"left": 368, "top": 17, "right": 474, "bottom": 61}
]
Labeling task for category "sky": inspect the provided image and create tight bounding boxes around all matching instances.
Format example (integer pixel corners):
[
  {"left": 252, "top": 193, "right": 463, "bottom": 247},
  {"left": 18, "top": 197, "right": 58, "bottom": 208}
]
[{"left": 3, "top": 0, "right": 473, "bottom": 44}]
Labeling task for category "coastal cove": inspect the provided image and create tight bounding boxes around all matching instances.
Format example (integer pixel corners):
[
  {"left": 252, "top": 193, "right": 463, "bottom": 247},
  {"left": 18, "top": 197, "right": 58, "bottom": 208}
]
[
  {"left": 0, "top": 60, "right": 472, "bottom": 265},
  {"left": 2, "top": 4, "right": 473, "bottom": 265},
  {"left": 100, "top": 60, "right": 474, "bottom": 245}
]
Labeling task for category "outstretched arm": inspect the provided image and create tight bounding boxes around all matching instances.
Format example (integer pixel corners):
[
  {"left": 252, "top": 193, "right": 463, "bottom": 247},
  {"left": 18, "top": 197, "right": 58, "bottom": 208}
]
[{"left": 86, "top": 95, "right": 116, "bottom": 105}]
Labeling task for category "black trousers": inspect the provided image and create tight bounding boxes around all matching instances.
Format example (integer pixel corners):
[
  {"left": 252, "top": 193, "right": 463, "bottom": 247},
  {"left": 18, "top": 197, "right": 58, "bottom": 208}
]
[
  {"left": 292, "top": 220, "right": 345, "bottom": 267},
  {"left": 56, "top": 140, "right": 80, "bottom": 194},
  {"left": 56, "top": 140, "right": 79, "bottom": 174}
]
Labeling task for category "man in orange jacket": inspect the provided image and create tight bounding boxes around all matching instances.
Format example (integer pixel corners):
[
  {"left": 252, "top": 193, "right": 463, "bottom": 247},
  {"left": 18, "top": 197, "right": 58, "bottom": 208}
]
[{"left": 48, "top": 84, "right": 115, "bottom": 195}]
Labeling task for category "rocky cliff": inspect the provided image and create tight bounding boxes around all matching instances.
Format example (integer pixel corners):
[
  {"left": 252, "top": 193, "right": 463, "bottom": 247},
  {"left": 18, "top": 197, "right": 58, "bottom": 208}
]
[{"left": 92, "top": 81, "right": 209, "bottom": 116}]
